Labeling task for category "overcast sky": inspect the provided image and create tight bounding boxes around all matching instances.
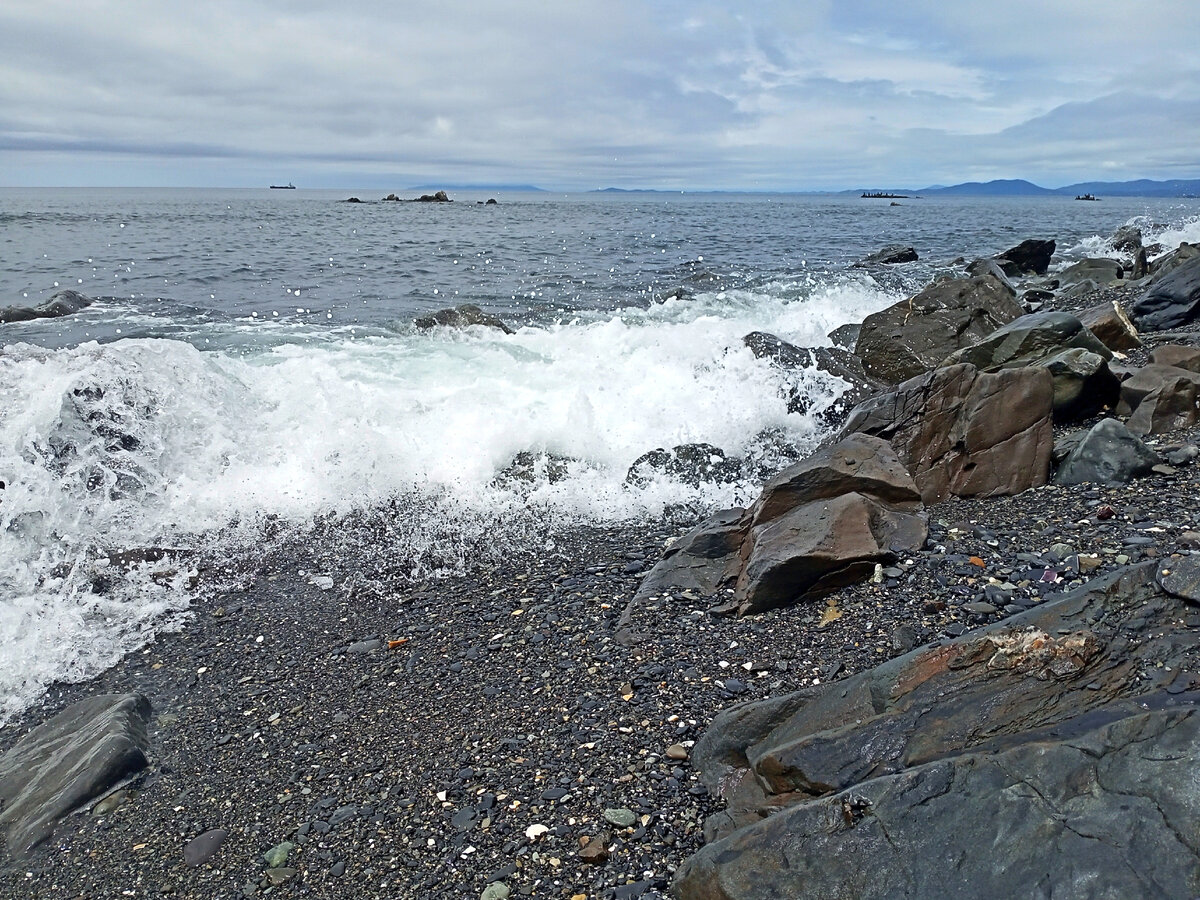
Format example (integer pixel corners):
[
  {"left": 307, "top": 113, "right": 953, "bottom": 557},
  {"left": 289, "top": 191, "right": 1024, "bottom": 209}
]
[{"left": 3, "top": 0, "right": 1197, "bottom": 191}]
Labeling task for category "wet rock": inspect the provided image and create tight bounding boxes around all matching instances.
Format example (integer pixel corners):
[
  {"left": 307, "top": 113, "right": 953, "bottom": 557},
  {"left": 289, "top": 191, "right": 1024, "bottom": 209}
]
[
  {"left": 0, "top": 693, "right": 151, "bottom": 855},
  {"left": 1111, "top": 224, "right": 1143, "bottom": 255},
  {"left": 995, "top": 238, "right": 1055, "bottom": 275},
  {"left": 742, "top": 333, "right": 885, "bottom": 420},
  {"left": 626, "top": 443, "right": 741, "bottom": 487},
  {"left": 1054, "top": 418, "right": 1161, "bottom": 485},
  {"left": 416, "top": 191, "right": 451, "bottom": 202},
  {"left": 1132, "top": 254, "right": 1200, "bottom": 330},
  {"left": 1148, "top": 241, "right": 1200, "bottom": 278},
  {"left": 827, "top": 323, "right": 860, "bottom": 350},
  {"left": 0, "top": 289, "right": 94, "bottom": 324},
  {"left": 495, "top": 450, "right": 576, "bottom": 486},
  {"left": 840, "top": 363, "right": 1054, "bottom": 504},
  {"left": 1079, "top": 299, "right": 1141, "bottom": 351},
  {"left": 1157, "top": 557, "right": 1200, "bottom": 603},
  {"left": 942, "top": 310, "right": 1112, "bottom": 371},
  {"left": 414, "top": 303, "right": 514, "bottom": 334},
  {"left": 854, "top": 275, "right": 1023, "bottom": 384},
  {"left": 853, "top": 245, "right": 918, "bottom": 266},
  {"left": 628, "top": 508, "right": 747, "bottom": 605}
]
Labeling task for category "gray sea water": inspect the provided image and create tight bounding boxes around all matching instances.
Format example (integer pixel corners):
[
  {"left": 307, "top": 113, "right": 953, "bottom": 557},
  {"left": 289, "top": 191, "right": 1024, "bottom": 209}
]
[{"left": 1, "top": 186, "right": 1198, "bottom": 722}]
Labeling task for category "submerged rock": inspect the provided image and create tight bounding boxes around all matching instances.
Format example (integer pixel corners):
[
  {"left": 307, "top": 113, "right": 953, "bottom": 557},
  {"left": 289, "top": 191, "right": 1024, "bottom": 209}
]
[
  {"left": 0, "top": 289, "right": 94, "bottom": 324},
  {"left": 414, "top": 303, "right": 514, "bottom": 334},
  {"left": 852, "top": 245, "right": 918, "bottom": 266}
]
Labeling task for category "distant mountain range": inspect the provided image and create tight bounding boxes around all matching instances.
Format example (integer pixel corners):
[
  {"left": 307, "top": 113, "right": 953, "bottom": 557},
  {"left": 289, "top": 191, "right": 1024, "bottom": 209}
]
[{"left": 850, "top": 178, "right": 1200, "bottom": 198}]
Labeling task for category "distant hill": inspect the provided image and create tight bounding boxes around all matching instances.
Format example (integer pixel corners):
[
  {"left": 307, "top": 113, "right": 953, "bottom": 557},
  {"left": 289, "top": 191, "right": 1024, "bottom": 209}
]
[
  {"left": 923, "top": 179, "right": 1055, "bottom": 196},
  {"left": 905, "top": 178, "right": 1200, "bottom": 197}
]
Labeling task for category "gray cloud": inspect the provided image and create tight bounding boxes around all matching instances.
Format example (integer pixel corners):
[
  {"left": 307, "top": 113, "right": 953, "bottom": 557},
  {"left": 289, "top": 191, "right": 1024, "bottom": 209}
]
[{"left": 1, "top": 0, "right": 1197, "bottom": 189}]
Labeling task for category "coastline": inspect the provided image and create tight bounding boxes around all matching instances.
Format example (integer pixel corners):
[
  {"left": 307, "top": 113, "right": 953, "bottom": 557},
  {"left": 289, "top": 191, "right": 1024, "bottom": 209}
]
[{"left": 3, "top": 276, "right": 1200, "bottom": 897}]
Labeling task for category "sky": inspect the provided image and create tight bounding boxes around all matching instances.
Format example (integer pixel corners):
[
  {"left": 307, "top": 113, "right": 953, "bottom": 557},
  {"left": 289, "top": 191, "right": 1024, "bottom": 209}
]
[{"left": 2, "top": 0, "right": 1198, "bottom": 191}]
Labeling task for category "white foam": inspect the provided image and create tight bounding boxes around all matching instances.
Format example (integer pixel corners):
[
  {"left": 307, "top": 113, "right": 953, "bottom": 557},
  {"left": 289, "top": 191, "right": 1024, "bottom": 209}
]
[{"left": 0, "top": 275, "right": 898, "bottom": 722}]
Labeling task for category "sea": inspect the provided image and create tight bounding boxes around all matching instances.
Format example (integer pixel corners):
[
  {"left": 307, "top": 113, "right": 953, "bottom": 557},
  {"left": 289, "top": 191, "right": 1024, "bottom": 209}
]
[{"left": 2, "top": 186, "right": 1200, "bottom": 724}]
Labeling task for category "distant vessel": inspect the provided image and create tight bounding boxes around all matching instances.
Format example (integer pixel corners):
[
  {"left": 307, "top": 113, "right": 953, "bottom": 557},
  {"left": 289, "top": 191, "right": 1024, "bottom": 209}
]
[
  {"left": 270, "top": 183, "right": 296, "bottom": 190},
  {"left": 1074, "top": 193, "right": 1100, "bottom": 201}
]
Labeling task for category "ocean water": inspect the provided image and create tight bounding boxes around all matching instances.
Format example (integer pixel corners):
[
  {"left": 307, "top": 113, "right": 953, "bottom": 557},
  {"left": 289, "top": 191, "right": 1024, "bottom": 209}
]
[{"left": 2, "top": 186, "right": 1199, "bottom": 723}]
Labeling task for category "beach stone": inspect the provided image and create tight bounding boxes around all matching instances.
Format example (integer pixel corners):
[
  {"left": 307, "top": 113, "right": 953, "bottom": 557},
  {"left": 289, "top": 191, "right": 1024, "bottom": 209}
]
[
  {"left": 854, "top": 275, "right": 1023, "bottom": 384},
  {"left": 1132, "top": 254, "right": 1200, "bottom": 329},
  {"left": 1150, "top": 344, "right": 1200, "bottom": 373},
  {"left": 853, "top": 245, "right": 918, "bottom": 266},
  {"left": 495, "top": 450, "right": 575, "bottom": 486},
  {"left": 965, "top": 258, "right": 1016, "bottom": 287},
  {"left": 1037, "top": 347, "right": 1122, "bottom": 422},
  {"left": 262, "top": 841, "right": 293, "bottom": 867},
  {"left": 184, "top": 828, "right": 229, "bottom": 867},
  {"left": 1058, "top": 257, "right": 1124, "bottom": 286},
  {"left": 0, "top": 289, "right": 94, "bottom": 324},
  {"left": 626, "top": 443, "right": 741, "bottom": 487},
  {"left": 995, "top": 238, "right": 1055, "bottom": 274},
  {"left": 604, "top": 808, "right": 638, "bottom": 828},
  {"left": 1111, "top": 224, "right": 1143, "bottom": 254},
  {"left": 0, "top": 693, "right": 151, "bottom": 856},
  {"left": 840, "top": 363, "right": 1054, "bottom": 504},
  {"left": 414, "top": 303, "right": 514, "bottom": 334},
  {"left": 1079, "top": 299, "right": 1141, "bottom": 351},
  {"left": 676, "top": 563, "right": 1200, "bottom": 900},
  {"left": 942, "top": 310, "right": 1112, "bottom": 370},
  {"left": 1156, "top": 557, "right": 1200, "bottom": 603},
  {"left": 1054, "top": 418, "right": 1161, "bottom": 485},
  {"left": 1148, "top": 241, "right": 1200, "bottom": 278},
  {"left": 1127, "top": 379, "right": 1200, "bottom": 435},
  {"left": 1117, "top": 364, "right": 1200, "bottom": 416},
  {"left": 481, "top": 883, "right": 511, "bottom": 900}
]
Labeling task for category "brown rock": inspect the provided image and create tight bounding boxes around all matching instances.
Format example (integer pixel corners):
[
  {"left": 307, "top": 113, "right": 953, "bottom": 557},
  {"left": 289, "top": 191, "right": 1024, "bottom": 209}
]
[
  {"left": 1149, "top": 343, "right": 1200, "bottom": 373},
  {"left": 1117, "top": 363, "right": 1200, "bottom": 416},
  {"left": 1127, "top": 379, "right": 1200, "bottom": 435},
  {"left": 1078, "top": 300, "right": 1141, "bottom": 351}
]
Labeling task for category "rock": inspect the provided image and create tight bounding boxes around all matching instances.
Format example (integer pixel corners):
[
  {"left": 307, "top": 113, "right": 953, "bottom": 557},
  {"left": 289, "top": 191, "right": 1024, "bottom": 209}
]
[
  {"left": 1117, "top": 364, "right": 1200, "bottom": 416},
  {"left": 840, "top": 363, "right": 1054, "bottom": 504},
  {"left": 262, "top": 841, "right": 293, "bottom": 867},
  {"left": 1149, "top": 344, "right": 1200, "bottom": 373},
  {"left": 676, "top": 564, "right": 1200, "bottom": 900},
  {"left": 995, "top": 238, "right": 1055, "bottom": 274},
  {"left": 481, "top": 884, "right": 511, "bottom": 900},
  {"left": 1157, "top": 557, "right": 1200, "bottom": 603},
  {"left": 495, "top": 450, "right": 575, "bottom": 486},
  {"left": 742, "top": 333, "right": 884, "bottom": 420},
  {"left": 579, "top": 832, "right": 612, "bottom": 864},
  {"left": 942, "top": 310, "right": 1112, "bottom": 371},
  {"left": 0, "top": 693, "right": 151, "bottom": 855},
  {"left": 666, "top": 743, "right": 689, "bottom": 761},
  {"left": 1127, "top": 379, "right": 1200, "bottom": 435},
  {"left": 1131, "top": 246, "right": 1149, "bottom": 279},
  {"left": 626, "top": 443, "right": 741, "bottom": 487},
  {"left": 0, "top": 289, "right": 94, "bottom": 324},
  {"left": 1058, "top": 257, "right": 1123, "bottom": 286},
  {"left": 733, "top": 434, "right": 927, "bottom": 616},
  {"left": 416, "top": 191, "right": 451, "bottom": 202},
  {"left": 1054, "top": 418, "right": 1161, "bottom": 485},
  {"left": 854, "top": 275, "right": 1024, "bottom": 384},
  {"left": 853, "top": 245, "right": 918, "bottom": 266},
  {"left": 1078, "top": 299, "right": 1141, "bottom": 351},
  {"left": 184, "top": 828, "right": 229, "bottom": 866},
  {"left": 629, "top": 508, "right": 747, "bottom": 605},
  {"left": 1132, "top": 254, "right": 1200, "bottom": 329},
  {"left": 1111, "top": 224, "right": 1144, "bottom": 254},
  {"left": 343, "top": 197, "right": 362, "bottom": 203},
  {"left": 414, "top": 303, "right": 514, "bottom": 334},
  {"left": 965, "top": 258, "right": 1016, "bottom": 288},
  {"left": 826, "top": 323, "right": 860, "bottom": 350},
  {"left": 1036, "top": 347, "right": 1121, "bottom": 422},
  {"left": 603, "top": 808, "right": 638, "bottom": 828},
  {"left": 485, "top": 198, "right": 498, "bottom": 205},
  {"left": 1148, "top": 241, "right": 1200, "bottom": 278}
]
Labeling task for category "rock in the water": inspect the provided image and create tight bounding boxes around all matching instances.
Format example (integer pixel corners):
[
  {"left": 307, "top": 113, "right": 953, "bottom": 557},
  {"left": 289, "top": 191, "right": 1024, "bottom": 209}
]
[
  {"left": 995, "top": 238, "right": 1055, "bottom": 275},
  {"left": 1132, "top": 254, "right": 1200, "bottom": 330},
  {"left": 1054, "top": 418, "right": 1161, "bottom": 485},
  {"left": 1148, "top": 241, "right": 1200, "bottom": 278},
  {"left": 184, "top": 828, "right": 229, "bottom": 866},
  {"left": 494, "top": 450, "right": 575, "bottom": 486},
  {"left": 853, "top": 245, "right": 918, "bottom": 266},
  {"left": 0, "top": 289, "right": 94, "bottom": 324},
  {"left": 742, "top": 333, "right": 884, "bottom": 420},
  {"left": 414, "top": 303, "right": 514, "bottom": 334},
  {"left": 676, "top": 564, "right": 1200, "bottom": 900},
  {"left": 1111, "top": 224, "right": 1144, "bottom": 254},
  {"left": 965, "top": 258, "right": 1016, "bottom": 287},
  {"left": 840, "top": 363, "right": 1054, "bottom": 504},
  {"left": 626, "top": 443, "right": 741, "bottom": 487},
  {"left": 416, "top": 190, "right": 451, "bottom": 202},
  {"left": 0, "top": 694, "right": 151, "bottom": 855},
  {"left": 854, "top": 275, "right": 1023, "bottom": 384},
  {"left": 826, "top": 323, "right": 860, "bottom": 350},
  {"left": 1079, "top": 299, "right": 1141, "bottom": 351}
]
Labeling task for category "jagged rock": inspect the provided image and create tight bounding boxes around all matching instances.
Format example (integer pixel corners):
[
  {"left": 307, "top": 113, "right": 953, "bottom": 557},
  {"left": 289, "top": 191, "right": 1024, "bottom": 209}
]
[
  {"left": 629, "top": 508, "right": 748, "bottom": 605},
  {"left": 626, "top": 443, "right": 741, "bottom": 487},
  {"left": 1058, "top": 257, "right": 1124, "bottom": 286},
  {"left": 1117, "top": 364, "right": 1200, "bottom": 416},
  {"left": 0, "top": 290, "right": 94, "bottom": 324},
  {"left": 965, "top": 258, "right": 1016, "bottom": 287},
  {"left": 1133, "top": 254, "right": 1200, "bottom": 329},
  {"left": 413, "top": 303, "right": 514, "bottom": 334},
  {"left": 733, "top": 434, "right": 926, "bottom": 616},
  {"left": 1127, "top": 379, "right": 1200, "bottom": 435},
  {"left": 839, "top": 363, "right": 1054, "bottom": 504},
  {"left": 1132, "top": 246, "right": 1149, "bottom": 279},
  {"left": 742, "top": 333, "right": 884, "bottom": 421},
  {"left": 1053, "top": 418, "right": 1161, "bottom": 485},
  {"left": 1150, "top": 343, "right": 1200, "bottom": 372},
  {"left": 494, "top": 450, "right": 576, "bottom": 486},
  {"left": 1035, "top": 347, "right": 1121, "bottom": 421},
  {"left": 854, "top": 275, "right": 1023, "bottom": 384},
  {"left": 826, "top": 323, "right": 860, "bottom": 350},
  {"left": 1111, "top": 224, "right": 1144, "bottom": 254},
  {"left": 0, "top": 694, "right": 151, "bottom": 856},
  {"left": 995, "top": 238, "right": 1055, "bottom": 274},
  {"left": 1079, "top": 299, "right": 1141, "bottom": 351},
  {"left": 853, "top": 245, "right": 918, "bottom": 266},
  {"left": 675, "top": 564, "right": 1200, "bottom": 900},
  {"left": 1018, "top": 287, "right": 1054, "bottom": 312},
  {"left": 1148, "top": 241, "right": 1200, "bottom": 278}
]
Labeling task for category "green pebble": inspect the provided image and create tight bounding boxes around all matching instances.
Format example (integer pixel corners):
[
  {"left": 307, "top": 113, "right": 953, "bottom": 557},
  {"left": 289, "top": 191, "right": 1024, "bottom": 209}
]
[
  {"left": 603, "top": 808, "right": 637, "bottom": 828},
  {"left": 481, "top": 884, "right": 511, "bottom": 900},
  {"left": 262, "top": 841, "right": 293, "bottom": 867}
]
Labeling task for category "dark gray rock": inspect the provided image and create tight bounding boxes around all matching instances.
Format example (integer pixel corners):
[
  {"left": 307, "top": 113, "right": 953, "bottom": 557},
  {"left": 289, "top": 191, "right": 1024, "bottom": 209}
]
[
  {"left": 742, "top": 333, "right": 884, "bottom": 421},
  {"left": 840, "top": 363, "right": 1054, "bottom": 504},
  {"left": 0, "top": 694, "right": 151, "bottom": 855},
  {"left": 495, "top": 451, "right": 576, "bottom": 486},
  {"left": 966, "top": 258, "right": 1016, "bottom": 287},
  {"left": 995, "top": 238, "right": 1055, "bottom": 274},
  {"left": 942, "top": 310, "right": 1112, "bottom": 371},
  {"left": 1054, "top": 418, "right": 1161, "bottom": 485},
  {"left": 0, "top": 290, "right": 94, "bottom": 324},
  {"left": 854, "top": 275, "right": 1023, "bottom": 384},
  {"left": 1111, "top": 224, "right": 1144, "bottom": 255},
  {"left": 414, "top": 303, "right": 514, "bottom": 334},
  {"left": 627, "top": 443, "right": 741, "bottom": 487},
  {"left": 676, "top": 564, "right": 1200, "bottom": 900},
  {"left": 1157, "top": 556, "right": 1200, "bottom": 603},
  {"left": 184, "top": 828, "right": 229, "bottom": 867},
  {"left": 630, "top": 507, "right": 748, "bottom": 604},
  {"left": 853, "top": 245, "right": 918, "bottom": 266},
  {"left": 826, "top": 323, "right": 860, "bottom": 350},
  {"left": 1037, "top": 347, "right": 1121, "bottom": 422},
  {"left": 1058, "top": 257, "right": 1124, "bottom": 286},
  {"left": 1117, "top": 364, "right": 1200, "bottom": 416},
  {"left": 1148, "top": 241, "right": 1200, "bottom": 278},
  {"left": 1132, "top": 254, "right": 1200, "bottom": 330}
]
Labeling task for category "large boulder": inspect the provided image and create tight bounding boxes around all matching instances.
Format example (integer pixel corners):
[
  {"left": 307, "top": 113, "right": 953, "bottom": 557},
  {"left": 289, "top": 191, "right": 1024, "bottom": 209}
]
[
  {"left": 1037, "top": 347, "right": 1121, "bottom": 421},
  {"left": 1132, "top": 254, "right": 1200, "bottom": 329},
  {"left": 742, "top": 332, "right": 884, "bottom": 421},
  {"left": 1079, "top": 299, "right": 1141, "bottom": 351},
  {"left": 1057, "top": 257, "right": 1124, "bottom": 287},
  {"left": 413, "top": 303, "right": 514, "bottom": 334},
  {"left": 1053, "top": 418, "right": 1161, "bottom": 485},
  {"left": 1148, "top": 241, "right": 1200, "bottom": 278},
  {"left": 854, "top": 275, "right": 1023, "bottom": 384},
  {"left": 1117, "top": 363, "right": 1200, "bottom": 416},
  {"left": 995, "top": 238, "right": 1055, "bottom": 274},
  {"left": 1127, "top": 378, "right": 1200, "bottom": 435},
  {"left": 675, "top": 564, "right": 1200, "bottom": 900},
  {"left": 0, "top": 289, "right": 94, "bottom": 324},
  {"left": 0, "top": 694, "right": 151, "bottom": 856},
  {"left": 839, "top": 363, "right": 1054, "bottom": 504},
  {"left": 1110, "top": 224, "right": 1144, "bottom": 255},
  {"left": 1150, "top": 343, "right": 1200, "bottom": 372}
]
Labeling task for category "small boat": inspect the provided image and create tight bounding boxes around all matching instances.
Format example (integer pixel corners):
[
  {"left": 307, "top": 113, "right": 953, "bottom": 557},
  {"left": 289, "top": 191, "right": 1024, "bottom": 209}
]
[
  {"left": 270, "top": 182, "right": 296, "bottom": 190},
  {"left": 1074, "top": 193, "right": 1099, "bottom": 201}
]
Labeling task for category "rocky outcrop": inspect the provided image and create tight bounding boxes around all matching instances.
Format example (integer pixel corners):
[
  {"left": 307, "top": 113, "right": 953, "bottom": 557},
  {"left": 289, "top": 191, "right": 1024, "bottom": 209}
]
[
  {"left": 839, "top": 363, "right": 1054, "bottom": 504},
  {"left": 416, "top": 191, "right": 451, "bottom": 202},
  {"left": 1053, "top": 418, "right": 1161, "bottom": 485},
  {"left": 0, "top": 290, "right": 94, "bottom": 324},
  {"left": 995, "top": 238, "right": 1055, "bottom": 274},
  {"left": 1132, "top": 254, "right": 1200, "bottom": 329},
  {"left": 742, "top": 333, "right": 884, "bottom": 420},
  {"left": 674, "top": 564, "right": 1200, "bottom": 900},
  {"left": 1079, "top": 298, "right": 1141, "bottom": 351},
  {"left": 1110, "top": 224, "right": 1143, "bottom": 255},
  {"left": 853, "top": 245, "right": 918, "bottom": 266},
  {"left": 626, "top": 443, "right": 742, "bottom": 487},
  {"left": 0, "top": 694, "right": 151, "bottom": 856},
  {"left": 413, "top": 303, "right": 514, "bottom": 334},
  {"left": 854, "top": 275, "right": 1023, "bottom": 383},
  {"left": 1148, "top": 241, "right": 1200, "bottom": 278}
]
